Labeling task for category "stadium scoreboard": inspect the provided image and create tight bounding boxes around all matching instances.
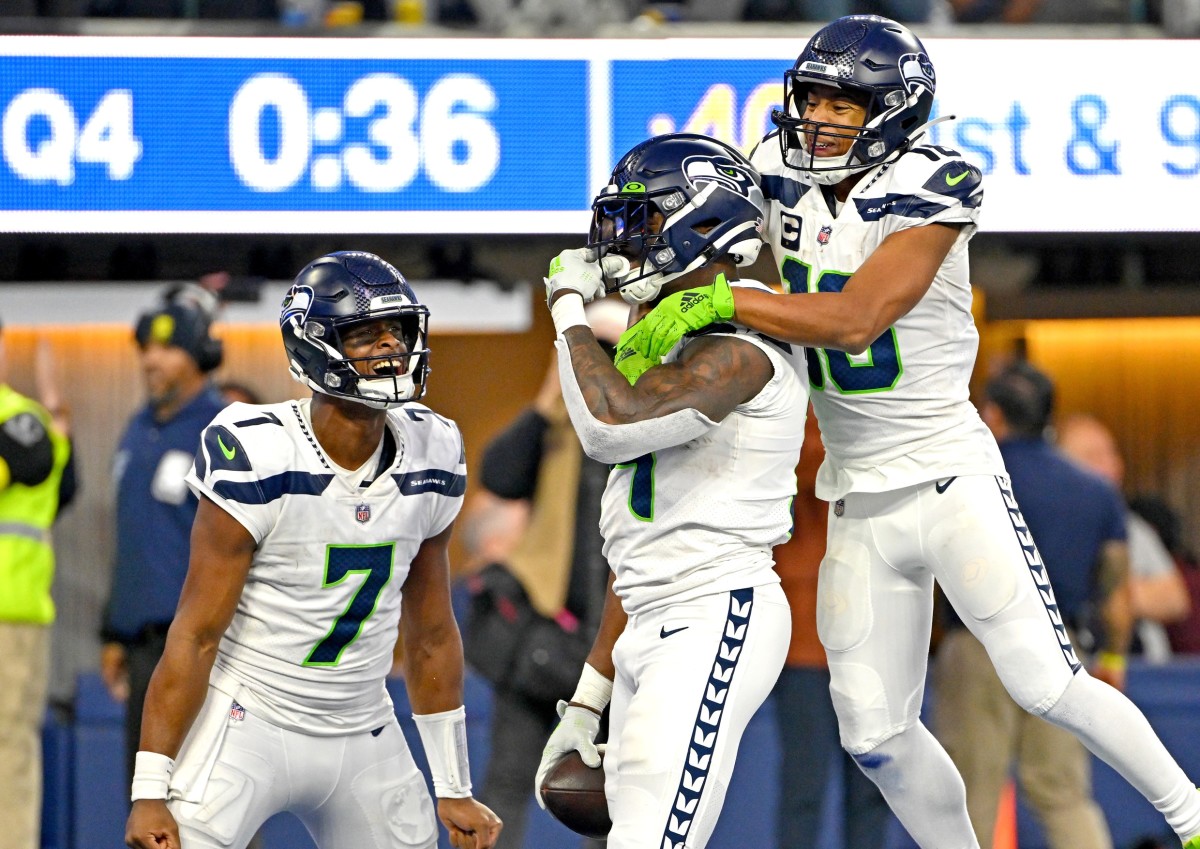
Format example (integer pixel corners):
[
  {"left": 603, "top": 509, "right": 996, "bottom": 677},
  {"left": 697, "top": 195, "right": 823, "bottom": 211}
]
[{"left": 1, "top": 37, "right": 1197, "bottom": 233}]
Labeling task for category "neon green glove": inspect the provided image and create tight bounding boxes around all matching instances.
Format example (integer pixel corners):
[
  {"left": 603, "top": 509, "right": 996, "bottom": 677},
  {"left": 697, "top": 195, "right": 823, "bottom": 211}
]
[
  {"left": 638, "top": 273, "right": 736, "bottom": 362},
  {"left": 613, "top": 323, "right": 658, "bottom": 385}
]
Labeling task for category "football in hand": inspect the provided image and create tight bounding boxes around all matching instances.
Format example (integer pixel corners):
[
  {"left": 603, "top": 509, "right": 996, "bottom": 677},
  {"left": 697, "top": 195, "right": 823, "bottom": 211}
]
[{"left": 539, "top": 750, "right": 611, "bottom": 839}]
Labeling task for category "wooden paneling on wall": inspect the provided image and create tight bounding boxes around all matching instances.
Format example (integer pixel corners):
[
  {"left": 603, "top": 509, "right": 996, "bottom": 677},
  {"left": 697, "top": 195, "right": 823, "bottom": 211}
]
[{"left": 978, "top": 317, "right": 1200, "bottom": 552}]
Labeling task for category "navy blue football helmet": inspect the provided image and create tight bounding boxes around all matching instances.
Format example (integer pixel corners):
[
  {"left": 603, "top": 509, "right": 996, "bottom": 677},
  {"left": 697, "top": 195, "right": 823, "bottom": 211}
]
[
  {"left": 772, "top": 15, "right": 936, "bottom": 183},
  {"left": 588, "top": 133, "right": 765, "bottom": 305},
  {"left": 280, "top": 252, "right": 430, "bottom": 408}
]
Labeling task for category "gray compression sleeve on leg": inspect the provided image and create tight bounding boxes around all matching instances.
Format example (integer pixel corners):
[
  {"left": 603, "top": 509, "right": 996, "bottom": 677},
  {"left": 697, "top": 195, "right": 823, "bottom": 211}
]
[{"left": 555, "top": 338, "right": 717, "bottom": 464}]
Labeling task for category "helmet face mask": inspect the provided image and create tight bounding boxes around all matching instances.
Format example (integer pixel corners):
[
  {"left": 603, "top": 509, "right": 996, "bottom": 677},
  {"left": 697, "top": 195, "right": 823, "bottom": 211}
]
[
  {"left": 588, "top": 134, "right": 766, "bottom": 305},
  {"left": 281, "top": 252, "right": 431, "bottom": 409},
  {"left": 771, "top": 15, "right": 936, "bottom": 184}
]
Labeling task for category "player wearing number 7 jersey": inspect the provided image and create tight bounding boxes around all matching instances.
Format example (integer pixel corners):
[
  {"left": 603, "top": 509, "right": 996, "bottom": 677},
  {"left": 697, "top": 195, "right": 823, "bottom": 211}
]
[
  {"left": 620, "top": 15, "right": 1200, "bottom": 849},
  {"left": 124, "top": 252, "right": 500, "bottom": 849}
]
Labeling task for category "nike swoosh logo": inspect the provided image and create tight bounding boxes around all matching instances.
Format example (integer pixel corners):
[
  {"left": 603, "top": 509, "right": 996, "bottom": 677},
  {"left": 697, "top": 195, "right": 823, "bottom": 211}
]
[
  {"left": 217, "top": 433, "right": 236, "bottom": 460},
  {"left": 935, "top": 477, "right": 957, "bottom": 494},
  {"left": 945, "top": 170, "right": 969, "bottom": 187},
  {"left": 660, "top": 625, "right": 688, "bottom": 639}
]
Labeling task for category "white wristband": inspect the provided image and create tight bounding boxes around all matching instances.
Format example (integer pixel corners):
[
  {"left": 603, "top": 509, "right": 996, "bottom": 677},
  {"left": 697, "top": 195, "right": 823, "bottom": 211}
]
[
  {"left": 570, "top": 663, "right": 614, "bottom": 714},
  {"left": 550, "top": 293, "right": 589, "bottom": 337},
  {"left": 413, "top": 706, "right": 472, "bottom": 799},
  {"left": 130, "top": 750, "right": 175, "bottom": 801}
]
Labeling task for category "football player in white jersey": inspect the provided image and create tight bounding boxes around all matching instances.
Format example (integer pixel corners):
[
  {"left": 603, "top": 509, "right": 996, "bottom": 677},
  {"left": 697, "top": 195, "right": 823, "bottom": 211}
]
[
  {"left": 124, "top": 252, "right": 501, "bottom": 849},
  {"left": 533, "top": 134, "right": 807, "bottom": 849},
  {"left": 614, "top": 17, "right": 1200, "bottom": 849}
]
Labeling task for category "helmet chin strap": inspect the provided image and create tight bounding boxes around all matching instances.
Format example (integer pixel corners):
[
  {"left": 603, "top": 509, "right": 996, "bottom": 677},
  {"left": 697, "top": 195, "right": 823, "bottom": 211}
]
[
  {"left": 356, "top": 373, "right": 416, "bottom": 408},
  {"left": 803, "top": 151, "right": 859, "bottom": 186},
  {"left": 617, "top": 270, "right": 665, "bottom": 305},
  {"left": 608, "top": 255, "right": 663, "bottom": 305}
]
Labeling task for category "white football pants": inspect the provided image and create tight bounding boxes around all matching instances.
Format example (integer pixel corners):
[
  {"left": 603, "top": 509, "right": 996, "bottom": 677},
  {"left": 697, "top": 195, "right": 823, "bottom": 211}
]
[
  {"left": 170, "top": 691, "right": 438, "bottom": 849},
  {"left": 821, "top": 475, "right": 1200, "bottom": 847},
  {"left": 604, "top": 583, "right": 790, "bottom": 849}
]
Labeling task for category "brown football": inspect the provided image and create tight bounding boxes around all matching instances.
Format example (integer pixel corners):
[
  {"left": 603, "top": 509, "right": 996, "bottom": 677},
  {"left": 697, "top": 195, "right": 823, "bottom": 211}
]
[{"left": 539, "top": 750, "right": 611, "bottom": 839}]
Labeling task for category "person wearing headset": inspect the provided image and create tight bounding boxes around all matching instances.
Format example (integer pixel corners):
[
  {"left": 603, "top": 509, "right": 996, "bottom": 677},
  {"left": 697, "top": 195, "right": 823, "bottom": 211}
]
[{"left": 100, "top": 291, "right": 228, "bottom": 793}]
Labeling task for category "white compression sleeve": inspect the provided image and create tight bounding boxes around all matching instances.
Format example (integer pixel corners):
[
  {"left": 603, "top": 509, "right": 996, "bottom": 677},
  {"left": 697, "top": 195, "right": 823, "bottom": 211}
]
[{"left": 554, "top": 337, "right": 717, "bottom": 464}]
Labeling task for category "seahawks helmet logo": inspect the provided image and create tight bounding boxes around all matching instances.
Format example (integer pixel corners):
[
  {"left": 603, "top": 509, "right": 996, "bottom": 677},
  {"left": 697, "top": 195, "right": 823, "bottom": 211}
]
[
  {"left": 682, "top": 155, "right": 757, "bottom": 200},
  {"left": 898, "top": 52, "right": 935, "bottom": 95},
  {"left": 280, "top": 284, "right": 313, "bottom": 328}
]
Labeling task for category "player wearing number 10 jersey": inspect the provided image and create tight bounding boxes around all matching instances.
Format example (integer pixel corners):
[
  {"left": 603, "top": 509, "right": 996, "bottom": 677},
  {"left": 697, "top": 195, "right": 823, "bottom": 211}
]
[
  {"left": 752, "top": 128, "right": 995, "bottom": 500},
  {"left": 623, "top": 16, "right": 1200, "bottom": 849},
  {"left": 124, "top": 252, "right": 500, "bottom": 849}
]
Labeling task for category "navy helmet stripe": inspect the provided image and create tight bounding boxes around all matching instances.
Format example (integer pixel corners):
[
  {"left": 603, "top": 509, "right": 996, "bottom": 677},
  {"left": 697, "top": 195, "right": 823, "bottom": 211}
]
[
  {"left": 660, "top": 587, "right": 755, "bottom": 849},
  {"left": 994, "top": 476, "right": 1083, "bottom": 674},
  {"left": 393, "top": 469, "right": 467, "bottom": 497},
  {"left": 212, "top": 471, "right": 334, "bottom": 505}
]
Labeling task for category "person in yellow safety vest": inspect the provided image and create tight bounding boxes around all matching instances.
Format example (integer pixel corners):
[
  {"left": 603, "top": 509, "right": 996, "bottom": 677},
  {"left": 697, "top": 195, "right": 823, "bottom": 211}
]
[{"left": 0, "top": 317, "right": 77, "bottom": 849}]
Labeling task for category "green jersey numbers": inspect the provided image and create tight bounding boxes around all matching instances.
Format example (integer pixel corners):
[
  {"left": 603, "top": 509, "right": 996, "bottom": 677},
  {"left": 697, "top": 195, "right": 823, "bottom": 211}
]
[
  {"left": 614, "top": 453, "right": 656, "bottom": 522},
  {"left": 781, "top": 257, "right": 903, "bottom": 394},
  {"left": 304, "top": 542, "right": 394, "bottom": 666}
]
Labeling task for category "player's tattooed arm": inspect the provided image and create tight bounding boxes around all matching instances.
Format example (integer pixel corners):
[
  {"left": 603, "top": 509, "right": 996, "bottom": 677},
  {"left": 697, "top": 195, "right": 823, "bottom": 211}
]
[{"left": 561, "top": 327, "right": 773, "bottom": 425}]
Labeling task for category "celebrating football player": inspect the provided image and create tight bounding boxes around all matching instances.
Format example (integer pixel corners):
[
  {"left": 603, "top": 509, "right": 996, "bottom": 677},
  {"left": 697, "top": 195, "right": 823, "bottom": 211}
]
[
  {"left": 534, "top": 133, "right": 807, "bottom": 849},
  {"left": 614, "top": 15, "right": 1200, "bottom": 849},
  {"left": 124, "top": 252, "right": 501, "bottom": 849}
]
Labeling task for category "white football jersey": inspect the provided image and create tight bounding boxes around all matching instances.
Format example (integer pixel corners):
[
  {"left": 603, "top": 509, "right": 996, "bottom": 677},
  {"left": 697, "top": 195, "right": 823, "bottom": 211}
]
[
  {"left": 601, "top": 308, "right": 809, "bottom": 616},
  {"left": 751, "top": 134, "right": 1004, "bottom": 501},
  {"left": 185, "top": 398, "right": 465, "bottom": 736}
]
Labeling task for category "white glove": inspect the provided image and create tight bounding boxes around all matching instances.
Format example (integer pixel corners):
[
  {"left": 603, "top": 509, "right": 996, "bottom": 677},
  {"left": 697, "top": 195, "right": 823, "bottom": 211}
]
[
  {"left": 534, "top": 699, "right": 602, "bottom": 809},
  {"left": 544, "top": 249, "right": 630, "bottom": 306},
  {"left": 544, "top": 248, "right": 606, "bottom": 305}
]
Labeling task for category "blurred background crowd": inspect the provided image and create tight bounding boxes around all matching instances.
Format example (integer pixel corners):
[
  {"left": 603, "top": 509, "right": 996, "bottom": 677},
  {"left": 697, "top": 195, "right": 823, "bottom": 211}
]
[{"left": 0, "top": 0, "right": 1197, "bottom": 34}]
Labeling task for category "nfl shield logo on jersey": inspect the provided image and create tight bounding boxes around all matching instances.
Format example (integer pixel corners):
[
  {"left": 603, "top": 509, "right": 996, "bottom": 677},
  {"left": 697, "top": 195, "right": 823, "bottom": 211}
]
[
  {"left": 817, "top": 225, "right": 832, "bottom": 246},
  {"left": 356, "top": 503, "right": 371, "bottom": 524}
]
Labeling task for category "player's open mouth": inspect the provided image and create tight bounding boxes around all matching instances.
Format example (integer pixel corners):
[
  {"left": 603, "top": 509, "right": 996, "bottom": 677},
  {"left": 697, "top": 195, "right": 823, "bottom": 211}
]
[
  {"left": 371, "top": 359, "right": 404, "bottom": 376},
  {"left": 807, "top": 139, "right": 838, "bottom": 156}
]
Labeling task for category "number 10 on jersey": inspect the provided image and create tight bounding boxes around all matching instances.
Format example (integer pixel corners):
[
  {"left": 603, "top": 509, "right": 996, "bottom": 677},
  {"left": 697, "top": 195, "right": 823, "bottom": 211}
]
[{"left": 781, "top": 257, "right": 903, "bottom": 395}]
